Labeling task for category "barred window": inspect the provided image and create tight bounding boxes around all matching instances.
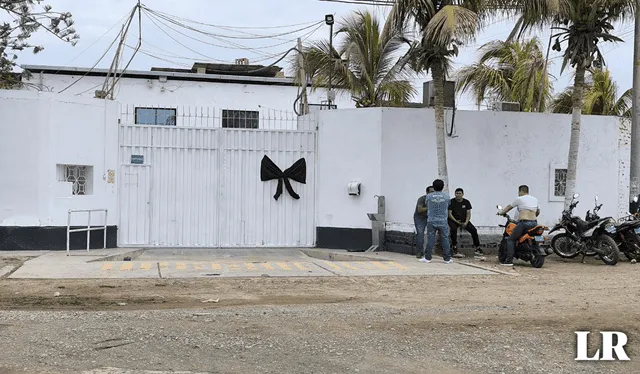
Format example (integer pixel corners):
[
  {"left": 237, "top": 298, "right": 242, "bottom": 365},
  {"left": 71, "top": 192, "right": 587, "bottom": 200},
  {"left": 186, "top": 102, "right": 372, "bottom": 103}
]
[
  {"left": 222, "top": 110, "right": 259, "bottom": 129},
  {"left": 57, "top": 165, "right": 93, "bottom": 195},
  {"left": 554, "top": 169, "right": 567, "bottom": 196}
]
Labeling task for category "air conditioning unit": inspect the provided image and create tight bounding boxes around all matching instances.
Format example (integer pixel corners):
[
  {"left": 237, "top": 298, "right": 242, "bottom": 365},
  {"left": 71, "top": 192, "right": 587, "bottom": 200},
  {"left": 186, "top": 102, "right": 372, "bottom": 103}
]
[
  {"left": 492, "top": 101, "right": 521, "bottom": 112},
  {"left": 423, "top": 80, "right": 455, "bottom": 108},
  {"left": 235, "top": 58, "right": 249, "bottom": 65}
]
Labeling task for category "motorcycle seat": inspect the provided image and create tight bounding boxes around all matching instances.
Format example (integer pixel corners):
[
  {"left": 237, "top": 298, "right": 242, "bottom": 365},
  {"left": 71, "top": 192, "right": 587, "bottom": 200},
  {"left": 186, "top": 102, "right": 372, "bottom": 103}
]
[{"left": 574, "top": 217, "right": 600, "bottom": 232}]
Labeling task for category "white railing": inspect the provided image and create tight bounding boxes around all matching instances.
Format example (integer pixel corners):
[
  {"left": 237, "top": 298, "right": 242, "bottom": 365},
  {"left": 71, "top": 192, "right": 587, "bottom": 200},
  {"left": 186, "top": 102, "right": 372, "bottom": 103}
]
[{"left": 66, "top": 209, "right": 108, "bottom": 255}]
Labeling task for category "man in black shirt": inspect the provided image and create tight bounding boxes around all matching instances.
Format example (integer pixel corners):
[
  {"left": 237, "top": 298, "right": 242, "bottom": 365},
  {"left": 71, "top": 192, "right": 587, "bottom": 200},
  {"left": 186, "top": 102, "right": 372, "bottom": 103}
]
[
  {"left": 414, "top": 186, "right": 435, "bottom": 258},
  {"left": 448, "top": 188, "right": 483, "bottom": 257}
]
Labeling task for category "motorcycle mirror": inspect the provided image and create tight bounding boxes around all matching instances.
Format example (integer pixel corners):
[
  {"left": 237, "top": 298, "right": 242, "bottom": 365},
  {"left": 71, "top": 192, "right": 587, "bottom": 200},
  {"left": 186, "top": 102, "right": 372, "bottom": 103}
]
[
  {"left": 573, "top": 193, "right": 580, "bottom": 199},
  {"left": 496, "top": 205, "right": 503, "bottom": 210},
  {"left": 595, "top": 195, "right": 599, "bottom": 202}
]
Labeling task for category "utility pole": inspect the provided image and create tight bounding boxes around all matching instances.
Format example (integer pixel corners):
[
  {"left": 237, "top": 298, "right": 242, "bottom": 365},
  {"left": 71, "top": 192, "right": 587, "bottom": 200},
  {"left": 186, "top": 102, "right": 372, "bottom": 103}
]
[
  {"left": 297, "top": 38, "right": 309, "bottom": 115},
  {"left": 629, "top": 0, "right": 640, "bottom": 212}
]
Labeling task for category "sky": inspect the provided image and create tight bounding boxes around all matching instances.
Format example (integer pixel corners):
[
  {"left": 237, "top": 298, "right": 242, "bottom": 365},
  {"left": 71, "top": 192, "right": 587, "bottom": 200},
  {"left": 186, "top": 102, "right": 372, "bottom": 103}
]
[{"left": 3, "top": 0, "right": 636, "bottom": 110}]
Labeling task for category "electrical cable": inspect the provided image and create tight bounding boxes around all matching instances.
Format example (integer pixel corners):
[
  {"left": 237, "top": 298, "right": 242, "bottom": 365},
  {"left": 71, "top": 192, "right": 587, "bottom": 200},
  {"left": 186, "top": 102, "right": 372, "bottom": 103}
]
[
  {"left": 143, "top": 10, "right": 323, "bottom": 61},
  {"left": 142, "top": 10, "right": 272, "bottom": 58},
  {"left": 133, "top": 21, "right": 323, "bottom": 66},
  {"left": 50, "top": 9, "right": 133, "bottom": 76},
  {"left": 141, "top": 7, "right": 323, "bottom": 30},
  {"left": 56, "top": 6, "right": 135, "bottom": 93},
  {"left": 144, "top": 7, "right": 325, "bottom": 40}
]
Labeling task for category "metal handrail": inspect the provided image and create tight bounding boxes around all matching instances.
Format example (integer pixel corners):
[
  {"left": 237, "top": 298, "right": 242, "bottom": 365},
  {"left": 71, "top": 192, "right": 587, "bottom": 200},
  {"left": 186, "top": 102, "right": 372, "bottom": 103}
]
[{"left": 66, "top": 209, "right": 108, "bottom": 255}]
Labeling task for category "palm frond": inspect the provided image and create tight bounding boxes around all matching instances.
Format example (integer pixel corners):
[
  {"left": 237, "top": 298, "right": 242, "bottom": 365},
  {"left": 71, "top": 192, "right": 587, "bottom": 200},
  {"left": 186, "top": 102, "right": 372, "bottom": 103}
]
[{"left": 424, "top": 5, "right": 479, "bottom": 47}]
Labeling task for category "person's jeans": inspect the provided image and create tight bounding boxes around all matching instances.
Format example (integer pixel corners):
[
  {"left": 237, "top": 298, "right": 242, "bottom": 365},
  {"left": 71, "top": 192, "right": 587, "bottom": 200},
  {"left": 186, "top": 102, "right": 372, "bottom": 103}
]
[
  {"left": 505, "top": 220, "right": 538, "bottom": 264},
  {"left": 414, "top": 217, "right": 427, "bottom": 256},
  {"left": 425, "top": 220, "right": 451, "bottom": 261}
]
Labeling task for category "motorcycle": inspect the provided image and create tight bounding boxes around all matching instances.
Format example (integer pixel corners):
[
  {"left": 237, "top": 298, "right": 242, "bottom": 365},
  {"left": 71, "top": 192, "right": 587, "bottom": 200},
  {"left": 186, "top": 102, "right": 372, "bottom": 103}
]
[
  {"left": 549, "top": 193, "right": 620, "bottom": 265},
  {"left": 495, "top": 205, "right": 549, "bottom": 268},
  {"left": 586, "top": 195, "right": 640, "bottom": 261}
]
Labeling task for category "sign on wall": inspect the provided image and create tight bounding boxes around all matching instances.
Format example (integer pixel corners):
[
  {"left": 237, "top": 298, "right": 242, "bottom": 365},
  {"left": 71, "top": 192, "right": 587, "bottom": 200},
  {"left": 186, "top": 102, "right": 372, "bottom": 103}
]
[
  {"left": 131, "top": 155, "right": 144, "bottom": 165},
  {"left": 107, "top": 169, "right": 116, "bottom": 184}
]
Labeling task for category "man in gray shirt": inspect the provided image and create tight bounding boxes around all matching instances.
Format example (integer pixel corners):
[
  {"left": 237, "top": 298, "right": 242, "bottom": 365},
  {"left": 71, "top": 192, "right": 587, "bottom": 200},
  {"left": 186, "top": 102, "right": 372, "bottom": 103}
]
[{"left": 414, "top": 186, "right": 434, "bottom": 258}]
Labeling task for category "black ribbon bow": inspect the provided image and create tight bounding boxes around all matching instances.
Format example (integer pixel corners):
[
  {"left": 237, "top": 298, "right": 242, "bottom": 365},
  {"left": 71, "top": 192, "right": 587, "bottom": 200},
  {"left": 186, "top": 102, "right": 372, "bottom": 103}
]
[{"left": 260, "top": 155, "right": 306, "bottom": 200}]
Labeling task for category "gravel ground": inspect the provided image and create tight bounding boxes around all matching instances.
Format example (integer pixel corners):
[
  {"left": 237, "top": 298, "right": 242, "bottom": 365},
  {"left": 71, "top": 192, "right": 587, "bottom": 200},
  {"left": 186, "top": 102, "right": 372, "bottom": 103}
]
[{"left": 0, "top": 255, "right": 638, "bottom": 374}]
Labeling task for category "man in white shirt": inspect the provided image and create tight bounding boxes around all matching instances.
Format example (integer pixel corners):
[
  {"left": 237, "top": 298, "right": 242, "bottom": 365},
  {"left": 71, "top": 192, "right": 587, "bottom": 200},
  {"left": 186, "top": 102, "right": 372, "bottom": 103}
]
[{"left": 497, "top": 185, "right": 540, "bottom": 266}]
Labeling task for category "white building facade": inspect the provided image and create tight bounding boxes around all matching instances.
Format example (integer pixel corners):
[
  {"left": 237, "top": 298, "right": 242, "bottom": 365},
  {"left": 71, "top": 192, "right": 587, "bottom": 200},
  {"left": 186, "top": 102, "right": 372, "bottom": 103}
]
[{"left": 0, "top": 88, "right": 630, "bottom": 252}]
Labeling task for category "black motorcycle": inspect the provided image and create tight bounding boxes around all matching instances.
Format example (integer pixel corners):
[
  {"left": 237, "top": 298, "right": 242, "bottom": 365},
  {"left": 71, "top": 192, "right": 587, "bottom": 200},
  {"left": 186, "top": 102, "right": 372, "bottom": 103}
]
[
  {"left": 585, "top": 195, "right": 640, "bottom": 261},
  {"left": 549, "top": 193, "right": 620, "bottom": 265},
  {"left": 495, "top": 205, "right": 548, "bottom": 268}
]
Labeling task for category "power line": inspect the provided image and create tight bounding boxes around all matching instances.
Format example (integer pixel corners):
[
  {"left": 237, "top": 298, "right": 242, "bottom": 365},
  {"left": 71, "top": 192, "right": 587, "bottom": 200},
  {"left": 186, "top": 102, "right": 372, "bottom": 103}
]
[
  {"left": 143, "top": 9, "right": 323, "bottom": 57},
  {"left": 143, "top": 6, "right": 325, "bottom": 40},
  {"left": 140, "top": 8, "right": 325, "bottom": 30},
  {"left": 56, "top": 5, "right": 137, "bottom": 93}
]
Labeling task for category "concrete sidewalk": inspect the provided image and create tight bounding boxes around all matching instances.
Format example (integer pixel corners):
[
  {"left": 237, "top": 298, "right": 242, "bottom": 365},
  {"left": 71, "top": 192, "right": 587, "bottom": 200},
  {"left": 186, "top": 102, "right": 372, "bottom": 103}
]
[{"left": 6, "top": 247, "right": 499, "bottom": 279}]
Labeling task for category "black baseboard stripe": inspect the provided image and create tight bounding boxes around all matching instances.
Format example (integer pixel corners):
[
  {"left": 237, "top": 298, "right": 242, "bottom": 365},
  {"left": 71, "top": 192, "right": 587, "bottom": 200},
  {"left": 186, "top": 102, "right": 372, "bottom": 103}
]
[
  {"left": 316, "top": 226, "right": 371, "bottom": 251},
  {"left": 0, "top": 226, "right": 118, "bottom": 251}
]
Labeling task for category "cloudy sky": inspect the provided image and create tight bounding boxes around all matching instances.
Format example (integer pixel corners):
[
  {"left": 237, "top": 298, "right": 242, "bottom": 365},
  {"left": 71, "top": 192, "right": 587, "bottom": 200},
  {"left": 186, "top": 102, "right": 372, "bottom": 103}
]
[{"left": 5, "top": 0, "right": 636, "bottom": 110}]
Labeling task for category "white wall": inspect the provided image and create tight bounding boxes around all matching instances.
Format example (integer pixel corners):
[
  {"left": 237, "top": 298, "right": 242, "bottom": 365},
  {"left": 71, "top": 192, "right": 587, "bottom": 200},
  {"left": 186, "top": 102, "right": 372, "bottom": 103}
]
[
  {"left": 0, "top": 91, "right": 119, "bottom": 227},
  {"left": 24, "top": 73, "right": 355, "bottom": 126},
  {"left": 317, "top": 107, "right": 629, "bottom": 234},
  {"left": 316, "top": 108, "right": 383, "bottom": 229}
]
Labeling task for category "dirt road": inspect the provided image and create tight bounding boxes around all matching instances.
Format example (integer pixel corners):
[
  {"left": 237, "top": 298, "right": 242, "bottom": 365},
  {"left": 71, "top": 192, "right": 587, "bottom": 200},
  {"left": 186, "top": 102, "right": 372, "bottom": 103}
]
[{"left": 0, "top": 255, "right": 638, "bottom": 373}]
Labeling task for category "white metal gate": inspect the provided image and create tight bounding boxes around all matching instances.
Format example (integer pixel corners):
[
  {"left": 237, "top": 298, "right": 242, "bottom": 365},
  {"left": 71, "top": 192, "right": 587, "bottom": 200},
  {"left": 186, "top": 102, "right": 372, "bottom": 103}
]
[{"left": 117, "top": 107, "right": 316, "bottom": 248}]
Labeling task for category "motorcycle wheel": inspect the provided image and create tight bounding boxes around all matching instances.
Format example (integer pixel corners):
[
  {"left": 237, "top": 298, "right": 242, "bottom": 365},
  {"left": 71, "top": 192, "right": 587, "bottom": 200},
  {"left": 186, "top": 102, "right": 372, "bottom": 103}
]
[
  {"left": 550, "top": 233, "right": 580, "bottom": 259},
  {"left": 622, "top": 234, "right": 640, "bottom": 261},
  {"left": 595, "top": 235, "right": 619, "bottom": 266},
  {"left": 530, "top": 252, "right": 545, "bottom": 268}
]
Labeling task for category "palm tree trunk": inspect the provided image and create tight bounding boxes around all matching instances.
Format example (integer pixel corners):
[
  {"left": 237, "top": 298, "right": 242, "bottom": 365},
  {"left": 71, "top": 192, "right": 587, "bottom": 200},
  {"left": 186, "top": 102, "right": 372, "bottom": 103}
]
[
  {"left": 432, "top": 64, "right": 450, "bottom": 194},
  {"left": 564, "top": 66, "right": 586, "bottom": 209}
]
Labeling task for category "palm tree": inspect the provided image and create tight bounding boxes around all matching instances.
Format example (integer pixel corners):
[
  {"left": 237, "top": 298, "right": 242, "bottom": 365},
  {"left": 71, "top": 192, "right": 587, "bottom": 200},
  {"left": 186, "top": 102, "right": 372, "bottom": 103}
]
[
  {"left": 508, "top": 0, "right": 635, "bottom": 209},
  {"left": 390, "top": 0, "right": 496, "bottom": 193},
  {"left": 291, "top": 10, "right": 417, "bottom": 108},
  {"left": 455, "top": 38, "right": 553, "bottom": 112},
  {"left": 551, "top": 68, "right": 632, "bottom": 117}
]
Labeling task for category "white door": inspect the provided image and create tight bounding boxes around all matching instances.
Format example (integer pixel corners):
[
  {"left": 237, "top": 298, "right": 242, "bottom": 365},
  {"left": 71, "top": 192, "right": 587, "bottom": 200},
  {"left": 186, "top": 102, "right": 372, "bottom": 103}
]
[{"left": 118, "top": 165, "right": 151, "bottom": 246}]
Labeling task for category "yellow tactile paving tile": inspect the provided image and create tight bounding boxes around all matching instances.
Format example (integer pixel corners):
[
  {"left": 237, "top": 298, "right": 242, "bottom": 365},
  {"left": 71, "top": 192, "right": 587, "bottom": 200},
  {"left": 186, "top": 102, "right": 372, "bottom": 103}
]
[
  {"left": 100, "top": 263, "right": 112, "bottom": 271},
  {"left": 98, "top": 260, "right": 409, "bottom": 273}
]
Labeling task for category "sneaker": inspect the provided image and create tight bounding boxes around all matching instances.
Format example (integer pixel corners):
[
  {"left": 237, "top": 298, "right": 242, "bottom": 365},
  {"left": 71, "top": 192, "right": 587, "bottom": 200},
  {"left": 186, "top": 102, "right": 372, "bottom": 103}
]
[
  {"left": 419, "top": 257, "right": 431, "bottom": 263},
  {"left": 444, "top": 259, "right": 453, "bottom": 264},
  {"left": 453, "top": 252, "right": 465, "bottom": 258},
  {"left": 475, "top": 248, "right": 484, "bottom": 256}
]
